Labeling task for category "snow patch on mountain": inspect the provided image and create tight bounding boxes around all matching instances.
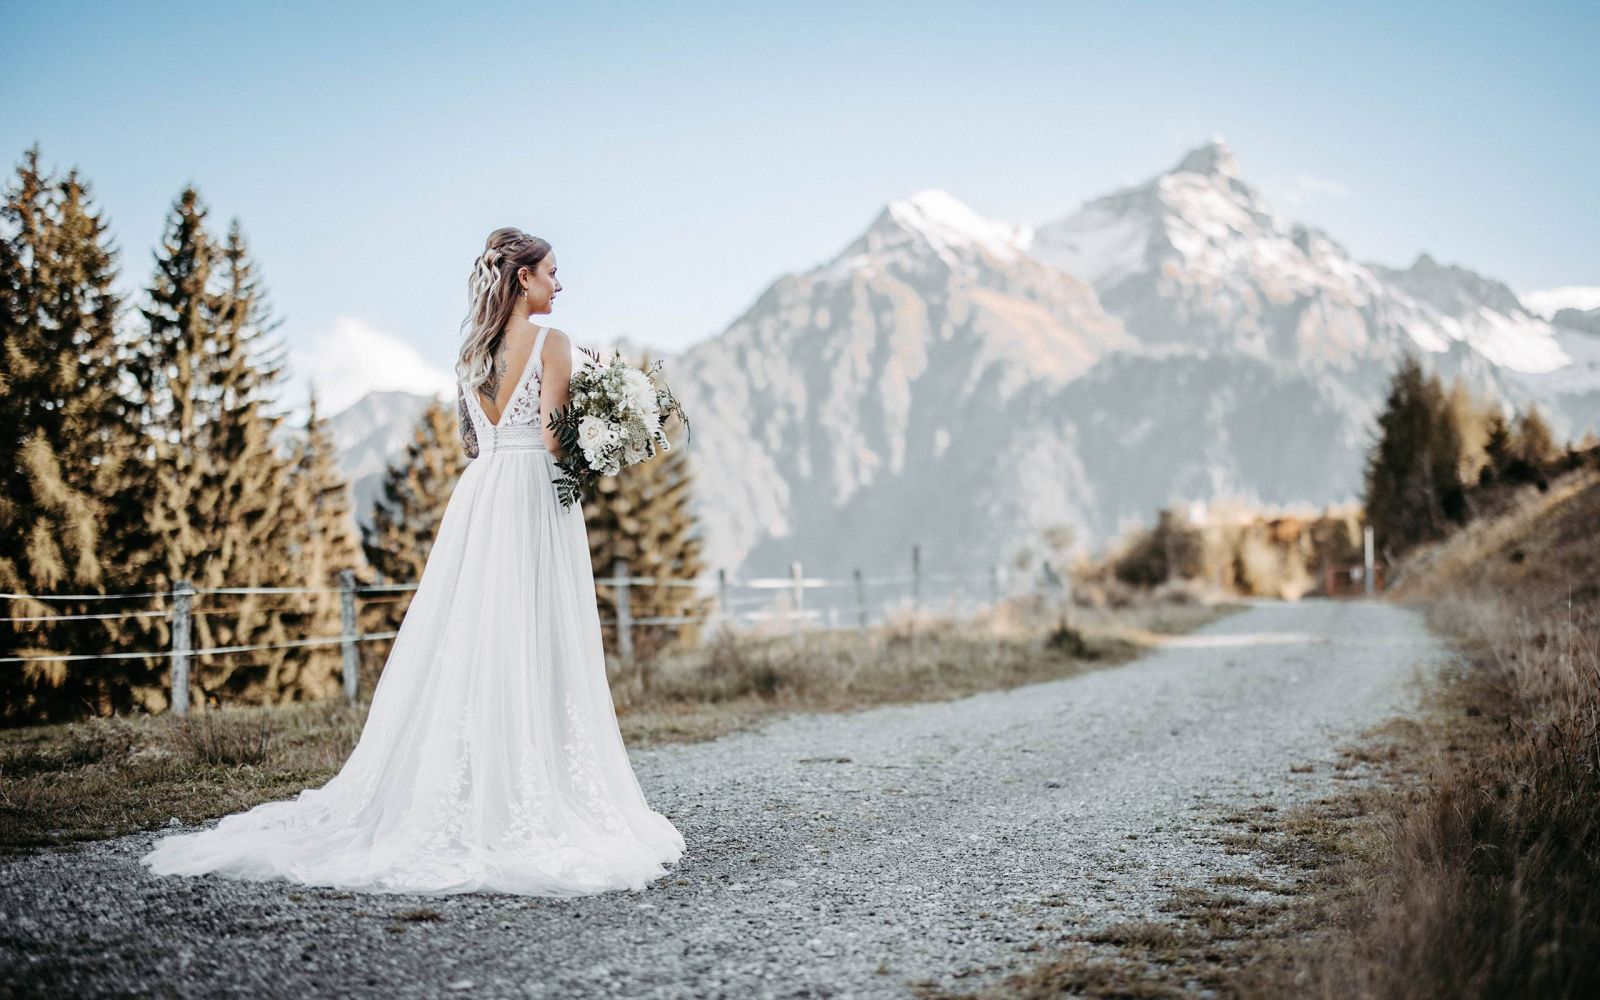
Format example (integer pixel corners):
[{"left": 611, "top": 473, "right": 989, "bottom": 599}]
[
  {"left": 825, "top": 189, "right": 1035, "bottom": 278},
  {"left": 1022, "top": 198, "right": 1151, "bottom": 286},
  {"left": 1378, "top": 254, "right": 1570, "bottom": 373},
  {"left": 887, "top": 189, "right": 1032, "bottom": 262},
  {"left": 1523, "top": 286, "right": 1600, "bottom": 319}
]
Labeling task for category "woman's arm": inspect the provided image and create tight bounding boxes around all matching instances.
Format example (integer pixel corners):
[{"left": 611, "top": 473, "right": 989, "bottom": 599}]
[{"left": 538, "top": 328, "right": 574, "bottom": 458}]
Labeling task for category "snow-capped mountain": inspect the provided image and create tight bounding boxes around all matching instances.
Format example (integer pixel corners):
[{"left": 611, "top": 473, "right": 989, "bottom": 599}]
[
  {"left": 329, "top": 139, "right": 1598, "bottom": 577},
  {"left": 671, "top": 139, "right": 1598, "bottom": 575},
  {"left": 325, "top": 389, "right": 444, "bottom": 530},
  {"left": 667, "top": 187, "right": 1129, "bottom": 573},
  {"left": 1029, "top": 138, "right": 1569, "bottom": 378}
]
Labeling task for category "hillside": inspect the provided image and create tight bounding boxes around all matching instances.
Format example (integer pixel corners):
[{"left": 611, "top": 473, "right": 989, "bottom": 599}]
[{"left": 1393, "top": 463, "right": 1600, "bottom": 603}]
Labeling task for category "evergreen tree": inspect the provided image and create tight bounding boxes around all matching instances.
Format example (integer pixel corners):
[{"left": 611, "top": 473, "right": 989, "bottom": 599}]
[
  {"left": 0, "top": 147, "right": 150, "bottom": 723},
  {"left": 134, "top": 187, "right": 213, "bottom": 594},
  {"left": 132, "top": 191, "right": 302, "bottom": 709},
  {"left": 1480, "top": 408, "right": 1514, "bottom": 485},
  {"left": 1363, "top": 355, "right": 1467, "bottom": 557},
  {"left": 360, "top": 397, "right": 465, "bottom": 670},
  {"left": 1512, "top": 405, "right": 1560, "bottom": 469},
  {"left": 282, "top": 387, "right": 365, "bottom": 700},
  {"left": 189, "top": 218, "right": 302, "bottom": 704},
  {"left": 582, "top": 356, "right": 707, "bottom": 670},
  {"left": 1444, "top": 377, "right": 1490, "bottom": 484}
]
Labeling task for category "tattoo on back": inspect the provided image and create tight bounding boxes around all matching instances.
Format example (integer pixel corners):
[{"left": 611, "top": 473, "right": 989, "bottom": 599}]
[{"left": 458, "top": 341, "right": 508, "bottom": 459}]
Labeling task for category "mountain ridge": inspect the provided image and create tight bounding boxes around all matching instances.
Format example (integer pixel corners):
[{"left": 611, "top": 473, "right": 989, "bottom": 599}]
[{"left": 329, "top": 139, "right": 1599, "bottom": 576}]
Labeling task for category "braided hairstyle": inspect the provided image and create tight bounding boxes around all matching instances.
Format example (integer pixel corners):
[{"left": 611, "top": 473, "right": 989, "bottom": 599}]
[{"left": 456, "top": 227, "right": 553, "bottom": 393}]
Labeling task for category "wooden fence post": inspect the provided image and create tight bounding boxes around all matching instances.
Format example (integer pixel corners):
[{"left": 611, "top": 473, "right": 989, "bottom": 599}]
[
  {"left": 911, "top": 544, "right": 922, "bottom": 617},
  {"left": 717, "top": 566, "right": 730, "bottom": 633},
  {"left": 853, "top": 568, "right": 867, "bottom": 632},
  {"left": 170, "top": 579, "right": 193, "bottom": 717},
  {"left": 1363, "top": 526, "right": 1376, "bottom": 597},
  {"left": 613, "top": 557, "right": 633, "bottom": 665},
  {"left": 339, "top": 568, "right": 360, "bottom": 705},
  {"left": 790, "top": 560, "right": 804, "bottom": 641}
]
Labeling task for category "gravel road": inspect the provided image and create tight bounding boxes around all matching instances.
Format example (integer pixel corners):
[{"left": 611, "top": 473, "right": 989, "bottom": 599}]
[{"left": 1, "top": 600, "right": 1443, "bottom": 999}]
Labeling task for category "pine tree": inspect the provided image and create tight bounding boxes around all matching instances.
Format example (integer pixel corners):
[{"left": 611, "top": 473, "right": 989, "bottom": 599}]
[
  {"left": 1444, "top": 377, "right": 1490, "bottom": 485},
  {"left": 189, "top": 218, "right": 303, "bottom": 704},
  {"left": 1430, "top": 376, "right": 1469, "bottom": 526},
  {"left": 282, "top": 388, "right": 365, "bottom": 700},
  {"left": 1363, "top": 355, "right": 1467, "bottom": 557},
  {"left": 1480, "top": 408, "right": 1514, "bottom": 485},
  {"left": 0, "top": 147, "right": 149, "bottom": 723},
  {"left": 1512, "top": 405, "right": 1560, "bottom": 469},
  {"left": 134, "top": 187, "right": 213, "bottom": 595},
  {"left": 583, "top": 356, "right": 707, "bottom": 671},
  {"left": 132, "top": 192, "right": 302, "bottom": 710},
  {"left": 360, "top": 397, "right": 466, "bottom": 673}
]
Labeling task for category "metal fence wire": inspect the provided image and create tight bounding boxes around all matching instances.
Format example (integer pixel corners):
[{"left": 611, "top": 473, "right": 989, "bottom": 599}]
[{"left": 1, "top": 545, "right": 1048, "bottom": 716}]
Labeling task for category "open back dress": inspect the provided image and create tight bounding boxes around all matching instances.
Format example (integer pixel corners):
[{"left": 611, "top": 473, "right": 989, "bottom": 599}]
[{"left": 140, "top": 324, "right": 687, "bottom": 895}]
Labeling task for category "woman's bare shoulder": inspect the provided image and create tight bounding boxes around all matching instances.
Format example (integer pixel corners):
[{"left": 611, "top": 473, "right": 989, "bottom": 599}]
[{"left": 540, "top": 327, "right": 574, "bottom": 363}]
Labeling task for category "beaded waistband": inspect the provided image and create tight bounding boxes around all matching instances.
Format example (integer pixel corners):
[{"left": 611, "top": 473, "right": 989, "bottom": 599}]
[{"left": 476, "top": 424, "right": 550, "bottom": 457}]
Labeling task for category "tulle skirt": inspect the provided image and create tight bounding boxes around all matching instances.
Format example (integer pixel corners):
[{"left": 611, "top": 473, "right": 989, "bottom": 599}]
[{"left": 140, "top": 441, "right": 686, "bottom": 896}]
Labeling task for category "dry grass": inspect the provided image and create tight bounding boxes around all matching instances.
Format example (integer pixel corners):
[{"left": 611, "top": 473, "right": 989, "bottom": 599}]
[
  {"left": 609, "top": 597, "right": 1232, "bottom": 746},
  {"left": 1, "top": 595, "right": 1238, "bottom": 852},
  {"left": 1312, "top": 465, "right": 1600, "bottom": 1000},
  {"left": 0, "top": 700, "right": 366, "bottom": 852}
]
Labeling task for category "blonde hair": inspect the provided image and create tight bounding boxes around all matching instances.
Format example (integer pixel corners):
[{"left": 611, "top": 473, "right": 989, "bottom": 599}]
[{"left": 456, "top": 227, "right": 553, "bottom": 392}]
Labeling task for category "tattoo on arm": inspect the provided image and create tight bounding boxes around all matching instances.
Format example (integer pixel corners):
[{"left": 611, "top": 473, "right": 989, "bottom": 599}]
[{"left": 457, "top": 384, "right": 478, "bottom": 459}]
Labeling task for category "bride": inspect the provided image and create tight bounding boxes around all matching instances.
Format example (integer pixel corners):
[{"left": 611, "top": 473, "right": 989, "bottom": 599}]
[{"left": 139, "top": 228, "right": 687, "bottom": 896}]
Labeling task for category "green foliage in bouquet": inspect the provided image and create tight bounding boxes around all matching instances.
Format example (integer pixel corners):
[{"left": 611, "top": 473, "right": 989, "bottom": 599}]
[{"left": 546, "top": 345, "right": 690, "bottom": 509}]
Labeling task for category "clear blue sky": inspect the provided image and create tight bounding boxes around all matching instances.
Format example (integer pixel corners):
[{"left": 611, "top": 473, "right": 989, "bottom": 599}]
[{"left": 5, "top": 0, "right": 1597, "bottom": 418}]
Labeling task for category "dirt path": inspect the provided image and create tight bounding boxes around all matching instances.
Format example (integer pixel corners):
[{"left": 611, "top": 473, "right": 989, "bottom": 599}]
[{"left": 0, "top": 600, "right": 1440, "bottom": 999}]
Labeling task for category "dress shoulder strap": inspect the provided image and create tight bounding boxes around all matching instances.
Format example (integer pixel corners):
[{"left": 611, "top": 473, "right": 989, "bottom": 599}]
[{"left": 531, "top": 325, "right": 551, "bottom": 377}]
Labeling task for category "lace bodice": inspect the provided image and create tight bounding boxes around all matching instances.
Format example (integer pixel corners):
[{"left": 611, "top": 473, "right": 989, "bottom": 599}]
[{"left": 457, "top": 325, "right": 551, "bottom": 458}]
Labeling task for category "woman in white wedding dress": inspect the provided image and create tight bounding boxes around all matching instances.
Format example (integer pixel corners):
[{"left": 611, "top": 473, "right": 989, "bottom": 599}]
[{"left": 139, "top": 228, "right": 686, "bottom": 896}]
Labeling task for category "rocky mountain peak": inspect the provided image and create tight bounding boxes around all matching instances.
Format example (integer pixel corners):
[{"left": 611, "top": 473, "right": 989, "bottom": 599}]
[
  {"left": 1381, "top": 252, "right": 1528, "bottom": 319},
  {"left": 837, "top": 188, "right": 1031, "bottom": 270},
  {"left": 1171, "top": 136, "right": 1240, "bottom": 179}
]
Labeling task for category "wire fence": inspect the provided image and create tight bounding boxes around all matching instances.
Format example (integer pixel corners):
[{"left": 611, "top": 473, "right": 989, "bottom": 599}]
[{"left": 1, "top": 545, "right": 1051, "bottom": 716}]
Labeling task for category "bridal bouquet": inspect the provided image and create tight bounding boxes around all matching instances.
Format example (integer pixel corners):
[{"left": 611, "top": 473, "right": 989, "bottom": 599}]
[{"left": 546, "top": 347, "right": 690, "bottom": 508}]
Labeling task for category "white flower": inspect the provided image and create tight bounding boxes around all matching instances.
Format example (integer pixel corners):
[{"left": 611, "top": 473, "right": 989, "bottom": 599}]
[{"left": 577, "top": 415, "right": 609, "bottom": 452}]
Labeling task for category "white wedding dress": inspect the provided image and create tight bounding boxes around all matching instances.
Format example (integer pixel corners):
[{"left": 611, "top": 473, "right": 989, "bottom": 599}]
[{"left": 140, "top": 324, "right": 686, "bottom": 896}]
